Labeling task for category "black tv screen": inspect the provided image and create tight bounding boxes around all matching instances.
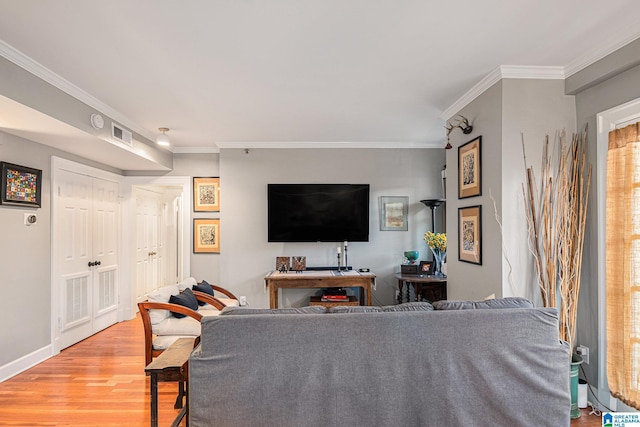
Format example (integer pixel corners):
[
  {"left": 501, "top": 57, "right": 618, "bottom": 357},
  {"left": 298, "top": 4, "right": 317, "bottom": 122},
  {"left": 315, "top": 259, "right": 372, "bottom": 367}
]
[{"left": 268, "top": 184, "right": 370, "bottom": 242}]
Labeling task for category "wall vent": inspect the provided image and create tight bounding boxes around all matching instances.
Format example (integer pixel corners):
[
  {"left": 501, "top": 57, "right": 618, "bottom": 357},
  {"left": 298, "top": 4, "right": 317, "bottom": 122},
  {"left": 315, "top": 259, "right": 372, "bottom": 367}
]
[{"left": 111, "top": 122, "right": 133, "bottom": 147}]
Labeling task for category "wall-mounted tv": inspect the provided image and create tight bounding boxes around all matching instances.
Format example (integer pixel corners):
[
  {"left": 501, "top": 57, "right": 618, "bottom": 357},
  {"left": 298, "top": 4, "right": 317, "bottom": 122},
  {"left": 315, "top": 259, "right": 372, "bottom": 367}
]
[{"left": 267, "top": 184, "right": 370, "bottom": 242}]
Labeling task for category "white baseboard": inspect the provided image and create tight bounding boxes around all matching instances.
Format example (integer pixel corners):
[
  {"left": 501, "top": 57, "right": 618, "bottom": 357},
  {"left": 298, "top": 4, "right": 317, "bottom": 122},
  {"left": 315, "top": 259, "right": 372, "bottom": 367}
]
[{"left": 0, "top": 345, "right": 53, "bottom": 383}]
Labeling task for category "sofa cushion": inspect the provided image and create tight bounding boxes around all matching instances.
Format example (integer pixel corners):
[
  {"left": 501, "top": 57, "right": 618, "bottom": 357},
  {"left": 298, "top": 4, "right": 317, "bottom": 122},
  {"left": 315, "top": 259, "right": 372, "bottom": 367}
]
[
  {"left": 216, "top": 297, "right": 240, "bottom": 307},
  {"left": 382, "top": 302, "right": 434, "bottom": 312},
  {"left": 328, "top": 306, "right": 383, "bottom": 313},
  {"left": 220, "top": 306, "right": 327, "bottom": 315},
  {"left": 433, "top": 297, "right": 534, "bottom": 310},
  {"left": 177, "top": 276, "right": 198, "bottom": 291},
  {"left": 169, "top": 288, "right": 199, "bottom": 318},
  {"left": 146, "top": 284, "right": 180, "bottom": 324},
  {"left": 193, "top": 282, "right": 215, "bottom": 306},
  {"left": 151, "top": 315, "right": 201, "bottom": 336}
]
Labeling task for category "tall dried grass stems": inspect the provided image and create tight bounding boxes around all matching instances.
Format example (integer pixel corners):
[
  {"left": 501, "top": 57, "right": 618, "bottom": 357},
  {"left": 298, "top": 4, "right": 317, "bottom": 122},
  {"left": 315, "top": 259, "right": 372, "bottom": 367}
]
[{"left": 522, "top": 129, "right": 592, "bottom": 351}]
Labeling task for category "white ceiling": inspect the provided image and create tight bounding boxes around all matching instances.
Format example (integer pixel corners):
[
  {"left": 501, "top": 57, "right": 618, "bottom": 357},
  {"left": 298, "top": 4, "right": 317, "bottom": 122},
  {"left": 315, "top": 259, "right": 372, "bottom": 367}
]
[{"left": 1, "top": 0, "right": 640, "bottom": 151}]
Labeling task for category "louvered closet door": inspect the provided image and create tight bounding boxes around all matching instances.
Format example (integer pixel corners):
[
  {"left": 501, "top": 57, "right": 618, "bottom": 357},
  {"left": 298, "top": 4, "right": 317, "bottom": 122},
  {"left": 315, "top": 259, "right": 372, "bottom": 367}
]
[{"left": 57, "top": 170, "right": 119, "bottom": 350}]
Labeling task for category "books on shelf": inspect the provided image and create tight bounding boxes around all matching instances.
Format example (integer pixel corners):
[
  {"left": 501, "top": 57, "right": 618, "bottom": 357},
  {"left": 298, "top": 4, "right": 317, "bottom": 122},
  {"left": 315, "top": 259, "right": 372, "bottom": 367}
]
[{"left": 321, "top": 288, "right": 348, "bottom": 302}]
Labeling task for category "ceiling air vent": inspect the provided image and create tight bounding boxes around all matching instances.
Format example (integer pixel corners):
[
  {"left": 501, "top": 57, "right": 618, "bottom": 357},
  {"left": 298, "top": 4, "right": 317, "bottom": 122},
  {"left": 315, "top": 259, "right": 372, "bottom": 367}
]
[{"left": 111, "top": 122, "right": 133, "bottom": 147}]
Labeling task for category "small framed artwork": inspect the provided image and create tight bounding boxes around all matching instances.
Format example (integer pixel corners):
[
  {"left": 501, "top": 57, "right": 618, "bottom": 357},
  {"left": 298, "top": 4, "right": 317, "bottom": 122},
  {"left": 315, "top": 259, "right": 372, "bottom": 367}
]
[
  {"left": 193, "top": 177, "right": 220, "bottom": 212},
  {"left": 458, "top": 205, "right": 482, "bottom": 265},
  {"left": 291, "top": 256, "right": 306, "bottom": 271},
  {"left": 0, "top": 162, "right": 42, "bottom": 208},
  {"left": 276, "top": 256, "right": 290, "bottom": 272},
  {"left": 458, "top": 136, "right": 481, "bottom": 199},
  {"left": 193, "top": 218, "right": 220, "bottom": 253},
  {"left": 419, "top": 261, "right": 434, "bottom": 275},
  {"left": 379, "top": 196, "right": 409, "bottom": 231}
]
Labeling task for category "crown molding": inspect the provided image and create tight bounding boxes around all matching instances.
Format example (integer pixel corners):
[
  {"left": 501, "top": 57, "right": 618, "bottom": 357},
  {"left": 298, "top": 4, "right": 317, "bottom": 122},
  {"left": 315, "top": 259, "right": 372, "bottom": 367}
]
[
  {"left": 173, "top": 146, "right": 221, "bottom": 154},
  {"left": 565, "top": 29, "right": 640, "bottom": 78},
  {"left": 0, "top": 40, "right": 156, "bottom": 143},
  {"left": 440, "top": 65, "right": 565, "bottom": 121},
  {"left": 214, "top": 141, "right": 443, "bottom": 149}
]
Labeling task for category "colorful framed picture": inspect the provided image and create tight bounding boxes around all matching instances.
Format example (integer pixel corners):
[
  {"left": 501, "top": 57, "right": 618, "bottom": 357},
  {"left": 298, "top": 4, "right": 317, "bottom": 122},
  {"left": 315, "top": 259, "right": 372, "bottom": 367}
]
[
  {"left": 419, "top": 260, "right": 434, "bottom": 275},
  {"left": 193, "top": 218, "right": 220, "bottom": 253},
  {"left": 458, "top": 136, "right": 481, "bottom": 199},
  {"left": 0, "top": 162, "right": 42, "bottom": 208},
  {"left": 193, "top": 177, "right": 220, "bottom": 212},
  {"left": 458, "top": 205, "right": 482, "bottom": 265},
  {"left": 379, "top": 196, "right": 409, "bottom": 231}
]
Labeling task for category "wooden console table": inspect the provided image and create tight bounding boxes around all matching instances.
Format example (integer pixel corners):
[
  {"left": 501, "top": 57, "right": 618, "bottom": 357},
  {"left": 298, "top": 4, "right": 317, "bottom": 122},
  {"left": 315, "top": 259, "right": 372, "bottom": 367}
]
[
  {"left": 396, "top": 274, "right": 447, "bottom": 303},
  {"left": 265, "top": 270, "right": 376, "bottom": 308},
  {"left": 145, "top": 337, "right": 195, "bottom": 427}
]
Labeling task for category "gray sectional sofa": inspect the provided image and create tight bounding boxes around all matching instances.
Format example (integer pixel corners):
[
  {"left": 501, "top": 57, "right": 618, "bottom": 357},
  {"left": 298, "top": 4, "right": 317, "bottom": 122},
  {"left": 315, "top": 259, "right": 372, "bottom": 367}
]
[{"left": 188, "top": 299, "right": 571, "bottom": 426}]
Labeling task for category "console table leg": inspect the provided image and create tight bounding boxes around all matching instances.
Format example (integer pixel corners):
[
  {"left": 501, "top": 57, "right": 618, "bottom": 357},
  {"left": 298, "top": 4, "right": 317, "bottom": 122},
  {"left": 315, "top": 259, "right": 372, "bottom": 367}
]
[{"left": 150, "top": 373, "right": 158, "bottom": 427}]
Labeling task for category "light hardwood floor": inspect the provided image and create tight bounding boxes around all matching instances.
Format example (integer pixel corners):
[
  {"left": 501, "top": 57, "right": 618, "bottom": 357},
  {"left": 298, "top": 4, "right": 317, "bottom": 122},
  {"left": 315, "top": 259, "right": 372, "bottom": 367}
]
[{"left": 0, "top": 315, "right": 604, "bottom": 426}]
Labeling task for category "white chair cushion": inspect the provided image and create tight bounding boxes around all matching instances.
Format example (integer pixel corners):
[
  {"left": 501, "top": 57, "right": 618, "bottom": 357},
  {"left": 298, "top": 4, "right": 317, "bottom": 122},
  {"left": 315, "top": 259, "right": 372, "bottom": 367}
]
[
  {"left": 151, "top": 315, "right": 201, "bottom": 336},
  {"left": 198, "top": 305, "right": 222, "bottom": 316},
  {"left": 217, "top": 297, "right": 240, "bottom": 307},
  {"left": 146, "top": 285, "right": 180, "bottom": 324},
  {"left": 152, "top": 335, "right": 194, "bottom": 351},
  {"left": 177, "top": 277, "right": 198, "bottom": 291}
]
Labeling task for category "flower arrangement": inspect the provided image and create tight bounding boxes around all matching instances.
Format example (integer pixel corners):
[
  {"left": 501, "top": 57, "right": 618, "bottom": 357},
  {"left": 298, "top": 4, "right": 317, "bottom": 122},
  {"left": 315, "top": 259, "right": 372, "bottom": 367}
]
[{"left": 424, "top": 231, "right": 446, "bottom": 252}]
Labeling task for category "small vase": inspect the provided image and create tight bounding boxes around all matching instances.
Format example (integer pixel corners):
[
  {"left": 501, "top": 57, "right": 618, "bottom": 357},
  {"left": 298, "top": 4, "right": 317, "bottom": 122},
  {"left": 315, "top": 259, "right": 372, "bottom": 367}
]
[{"left": 431, "top": 249, "right": 446, "bottom": 277}]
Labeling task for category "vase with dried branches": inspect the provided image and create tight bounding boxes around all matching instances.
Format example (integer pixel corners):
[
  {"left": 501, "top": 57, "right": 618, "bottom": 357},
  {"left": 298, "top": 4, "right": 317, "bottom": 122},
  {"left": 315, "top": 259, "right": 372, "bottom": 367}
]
[{"left": 522, "top": 129, "right": 592, "bottom": 352}]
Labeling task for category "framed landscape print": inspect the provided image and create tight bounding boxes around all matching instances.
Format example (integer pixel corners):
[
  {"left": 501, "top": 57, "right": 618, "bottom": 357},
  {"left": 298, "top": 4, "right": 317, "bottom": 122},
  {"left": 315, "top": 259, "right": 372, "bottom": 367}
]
[
  {"left": 458, "top": 136, "right": 481, "bottom": 199},
  {"left": 379, "top": 196, "right": 409, "bottom": 231},
  {"left": 0, "top": 162, "right": 42, "bottom": 208},
  {"left": 458, "top": 205, "right": 482, "bottom": 265},
  {"left": 193, "top": 177, "right": 220, "bottom": 212},
  {"left": 194, "top": 218, "right": 220, "bottom": 253}
]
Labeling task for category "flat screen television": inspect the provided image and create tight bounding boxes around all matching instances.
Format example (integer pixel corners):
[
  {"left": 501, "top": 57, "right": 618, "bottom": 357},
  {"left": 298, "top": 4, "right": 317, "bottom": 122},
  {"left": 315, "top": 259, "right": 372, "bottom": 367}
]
[{"left": 267, "top": 184, "right": 370, "bottom": 242}]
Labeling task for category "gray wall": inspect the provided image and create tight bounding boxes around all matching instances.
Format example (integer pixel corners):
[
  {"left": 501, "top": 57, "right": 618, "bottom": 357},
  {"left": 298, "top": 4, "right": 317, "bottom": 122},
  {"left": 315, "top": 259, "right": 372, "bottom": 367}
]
[
  {"left": 445, "top": 81, "right": 504, "bottom": 300},
  {"left": 445, "top": 79, "right": 576, "bottom": 302},
  {"left": 219, "top": 148, "right": 445, "bottom": 308},
  {"left": 574, "top": 63, "right": 640, "bottom": 387},
  {"left": 167, "top": 153, "right": 221, "bottom": 283}
]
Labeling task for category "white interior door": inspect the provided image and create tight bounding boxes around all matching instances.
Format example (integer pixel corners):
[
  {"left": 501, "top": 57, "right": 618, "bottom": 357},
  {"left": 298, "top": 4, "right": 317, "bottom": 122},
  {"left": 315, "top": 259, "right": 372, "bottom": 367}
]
[
  {"left": 134, "top": 187, "right": 164, "bottom": 302},
  {"left": 55, "top": 169, "right": 119, "bottom": 350}
]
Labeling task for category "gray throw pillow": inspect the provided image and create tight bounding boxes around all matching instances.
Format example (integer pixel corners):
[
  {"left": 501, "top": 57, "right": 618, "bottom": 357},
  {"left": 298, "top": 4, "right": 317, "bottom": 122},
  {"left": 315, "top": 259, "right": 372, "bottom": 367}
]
[
  {"left": 381, "top": 302, "right": 434, "bottom": 312},
  {"left": 433, "top": 297, "right": 534, "bottom": 310},
  {"left": 220, "top": 306, "right": 327, "bottom": 315}
]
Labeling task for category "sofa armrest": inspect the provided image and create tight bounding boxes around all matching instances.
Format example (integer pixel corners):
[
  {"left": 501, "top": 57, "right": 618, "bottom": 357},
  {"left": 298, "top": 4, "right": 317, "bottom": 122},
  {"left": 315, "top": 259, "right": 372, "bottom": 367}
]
[
  {"left": 198, "top": 281, "right": 238, "bottom": 301},
  {"left": 192, "top": 291, "right": 227, "bottom": 310},
  {"left": 138, "top": 301, "right": 203, "bottom": 366}
]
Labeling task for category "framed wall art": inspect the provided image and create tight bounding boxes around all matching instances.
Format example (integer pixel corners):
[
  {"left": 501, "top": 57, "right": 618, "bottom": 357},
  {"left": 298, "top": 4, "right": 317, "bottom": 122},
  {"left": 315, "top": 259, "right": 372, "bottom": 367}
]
[
  {"left": 378, "top": 196, "right": 409, "bottom": 231},
  {"left": 458, "top": 205, "right": 482, "bottom": 265},
  {"left": 0, "top": 162, "right": 42, "bottom": 208},
  {"left": 193, "top": 177, "right": 220, "bottom": 212},
  {"left": 458, "top": 136, "right": 481, "bottom": 199},
  {"left": 193, "top": 218, "right": 220, "bottom": 253}
]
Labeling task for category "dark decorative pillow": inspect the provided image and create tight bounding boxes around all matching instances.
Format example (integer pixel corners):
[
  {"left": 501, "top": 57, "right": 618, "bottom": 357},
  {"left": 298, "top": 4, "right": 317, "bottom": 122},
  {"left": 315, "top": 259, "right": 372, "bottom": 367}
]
[
  {"left": 193, "top": 282, "right": 214, "bottom": 306},
  {"left": 328, "top": 306, "right": 383, "bottom": 313},
  {"left": 381, "top": 302, "right": 434, "bottom": 312},
  {"left": 169, "top": 288, "right": 199, "bottom": 318},
  {"left": 433, "top": 297, "right": 534, "bottom": 310},
  {"left": 220, "top": 306, "right": 327, "bottom": 315}
]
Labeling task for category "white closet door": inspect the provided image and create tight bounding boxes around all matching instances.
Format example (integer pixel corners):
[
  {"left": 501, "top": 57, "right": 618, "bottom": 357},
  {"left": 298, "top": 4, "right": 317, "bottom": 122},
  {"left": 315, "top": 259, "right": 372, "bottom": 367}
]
[
  {"left": 134, "top": 187, "right": 163, "bottom": 303},
  {"left": 56, "top": 169, "right": 119, "bottom": 350}
]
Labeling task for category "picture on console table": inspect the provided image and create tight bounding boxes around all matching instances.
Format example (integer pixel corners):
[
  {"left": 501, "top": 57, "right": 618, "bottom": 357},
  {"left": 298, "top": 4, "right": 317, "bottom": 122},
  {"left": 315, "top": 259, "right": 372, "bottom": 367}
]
[
  {"left": 193, "top": 177, "right": 220, "bottom": 212},
  {"left": 378, "top": 196, "right": 408, "bottom": 231},
  {"left": 458, "top": 205, "right": 482, "bottom": 264},
  {"left": 458, "top": 136, "right": 481, "bottom": 199},
  {"left": 419, "top": 260, "right": 434, "bottom": 275},
  {"left": 193, "top": 218, "right": 220, "bottom": 253}
]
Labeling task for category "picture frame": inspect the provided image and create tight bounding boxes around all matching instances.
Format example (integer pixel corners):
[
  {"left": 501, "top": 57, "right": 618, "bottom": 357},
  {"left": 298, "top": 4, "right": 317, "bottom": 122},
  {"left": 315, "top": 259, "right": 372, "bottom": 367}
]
[
  {"left": 458, "top": 136, "right": 482, "bottom": 199},
  {"left": 193, "top": 218, "right": 220, "bottom": 253},
  {"left": 379, "top": 196, "right": 409, "bottom": 231},
  {"left": 458, "top": 205, "right": 482, "bottom": 265},
  {"left": 419, "top": 260, "right": 434, "bottom": 275},
  {"left": 193, "top": 177, "right": 220, "bottom": 212},
  {"left": 0, "top": 162, "right": 42, "bottom": 208}
]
